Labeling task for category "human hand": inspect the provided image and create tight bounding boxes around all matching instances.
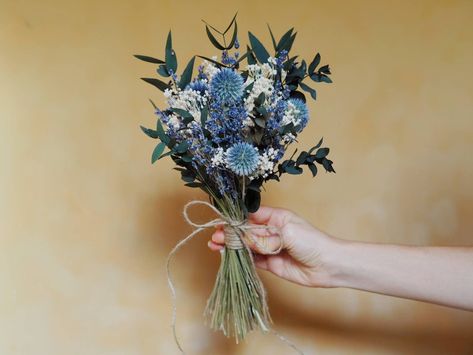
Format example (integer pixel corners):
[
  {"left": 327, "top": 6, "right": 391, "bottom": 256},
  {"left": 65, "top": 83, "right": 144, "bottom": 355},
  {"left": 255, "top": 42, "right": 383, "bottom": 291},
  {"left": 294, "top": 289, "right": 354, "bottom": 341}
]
[{"left": 208, "top": 206, "right": 340, "bottom": 288}]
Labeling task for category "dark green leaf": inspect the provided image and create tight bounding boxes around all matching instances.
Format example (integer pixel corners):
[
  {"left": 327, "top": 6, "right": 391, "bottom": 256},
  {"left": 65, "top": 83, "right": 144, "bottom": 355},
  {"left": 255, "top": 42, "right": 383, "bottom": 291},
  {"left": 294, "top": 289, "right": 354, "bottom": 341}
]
[
  {"left": 267, "top": 24, "right": 277, "bottom": 50},
  {"left": 200, "top": 106, "right": 208, "bottom": 126},
  {"left": 141, "top": 77, "right": 170, "bottom": 92},
  {"left": 315, "top": 147, "right": 330, "bottom": 159},
  {"left": 308, "top": 53, "right": 321, "bottom": 74},
  {"left": 299, "top": 82, "right": 317, "bottom": 100},
  {"left": 276, "top": 28, "right": 294, "bottom": 52},
  {"left": 311, "top": 73, "right": 332, "bottom": 83},
  {"left": 285, "top": 165, "right": 303, "bottom": 175},
  {"left": 254, "top": 117, "right": 266, "bottom": 128},
  {"left": 248, "top": 32, "right": 270, "bottom": 63},
  {"left": 318, "top": 64, "right": 331, "bottom": 74},
  {"left": 322, "top": 158, "right": 335, "bottom": 173},
  {"left": 134, "top": 55, "right": 164, "bottom": 64},
  {"left": 206, "top": 26, "right": 226, "bottom": 50},
  {"left": 226, "top": 21, "right": 238, "bottom": 49},
  {"left": 151, "top": 142, "right": 166, "bottom": 163},
  {"left": 180, "top": 170, "right": 195, "bottom": 183},
  {"left": 320, "top": 74, "right": 332, "bottom": 83},
  {"left": 296, "top": 151, "right": 309, "bottom": 165},
  {"left": 166, "top": 30, "right": 172, "bottom": 52},
  {"left": 255, "top": 92, "right": 265, "bottom": 106},
  {"left": 246, "top": 45, "right": 257, "bottom": 65},
  {"left": 244, "top": 189, "right": 261, "bottom": 213},
  {"left": 165, "top": 47, "right": 177, "bottom": 73},
  {"left": 175, "top": 141, "right": 189, "bottom": 153},
  {"left": 185, "top": 182, "right": 202, "bottom": 188},
  {"left": 159, "top": 150, "right": 173, "bottom": 160},
  {"left": 156, "top": 120, "right": 170, "bottom": 145},
  {"left": 308, "top": 138, "right": 324, "bottom": 153},
  {"left": 169, "top": 108, "right": 193, "bottom": 119},
  {"left": 140, "top": 125, "right": 158, "bottom": 139},
  {"left": 308, "top": 163, "right": 318, "bottom": 177},
  {"left": 157, "top": 65, "right": 170, "bottom": 77},
  {"left": 178, "top": 56, "right": 195, "bottom": 90},
  {"left": 223, "top": 12, "right": 238, "bottom": 35},
  {"left": 236, "top": 50, "right": 251, "bottom": 64},
  {"left": 196, "top": 55, "right": 227, "bottom": 68}
]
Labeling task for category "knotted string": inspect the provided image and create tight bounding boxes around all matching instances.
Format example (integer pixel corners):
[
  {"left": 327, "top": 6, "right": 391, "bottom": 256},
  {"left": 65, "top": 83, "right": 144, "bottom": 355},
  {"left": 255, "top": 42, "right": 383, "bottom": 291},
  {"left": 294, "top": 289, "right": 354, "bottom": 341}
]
[{"left": 165, "top": 200, "right": 304, "bottom": 354}]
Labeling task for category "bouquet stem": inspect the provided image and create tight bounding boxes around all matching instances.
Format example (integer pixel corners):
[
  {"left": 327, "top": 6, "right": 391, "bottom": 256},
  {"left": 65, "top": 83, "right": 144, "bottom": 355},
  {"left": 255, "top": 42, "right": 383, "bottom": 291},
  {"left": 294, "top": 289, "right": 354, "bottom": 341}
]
[{"left": 205, "top": 245, "right": 272, "bottom": 343}]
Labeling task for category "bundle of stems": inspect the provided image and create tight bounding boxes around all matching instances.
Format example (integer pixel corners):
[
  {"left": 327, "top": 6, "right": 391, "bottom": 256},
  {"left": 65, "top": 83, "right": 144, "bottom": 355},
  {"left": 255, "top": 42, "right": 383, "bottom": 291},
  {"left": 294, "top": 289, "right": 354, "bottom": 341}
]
[{"left": 205, "top": 194, "right": 272, "bottom": 342}]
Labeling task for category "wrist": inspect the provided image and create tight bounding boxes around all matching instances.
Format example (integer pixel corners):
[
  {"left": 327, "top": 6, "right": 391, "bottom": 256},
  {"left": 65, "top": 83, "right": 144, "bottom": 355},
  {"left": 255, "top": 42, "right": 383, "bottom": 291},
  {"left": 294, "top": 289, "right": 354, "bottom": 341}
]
[{"left": 316, "top": 237, "right": 358, "bottom": 288}]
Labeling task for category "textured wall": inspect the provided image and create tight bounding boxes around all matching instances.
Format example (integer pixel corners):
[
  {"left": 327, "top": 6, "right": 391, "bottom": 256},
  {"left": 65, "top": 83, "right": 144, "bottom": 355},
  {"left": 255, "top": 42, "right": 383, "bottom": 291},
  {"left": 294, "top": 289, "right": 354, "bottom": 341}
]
[{"left": 1, "top": 0, "right": 472, "bottom": 354}]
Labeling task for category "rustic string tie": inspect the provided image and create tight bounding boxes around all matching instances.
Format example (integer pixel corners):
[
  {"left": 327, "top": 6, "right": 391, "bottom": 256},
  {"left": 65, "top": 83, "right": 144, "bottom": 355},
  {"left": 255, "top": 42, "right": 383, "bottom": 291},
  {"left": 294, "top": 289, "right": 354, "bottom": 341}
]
[{"left": 165, "top": 200, "right": 305, "bottom": 355}]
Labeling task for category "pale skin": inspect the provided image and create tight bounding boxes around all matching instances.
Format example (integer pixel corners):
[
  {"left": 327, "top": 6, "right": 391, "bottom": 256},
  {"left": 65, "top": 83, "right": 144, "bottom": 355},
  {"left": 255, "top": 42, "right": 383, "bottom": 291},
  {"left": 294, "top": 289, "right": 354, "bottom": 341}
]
[{"left": 208, "top": 206, "right": 473, "bottom": 312}]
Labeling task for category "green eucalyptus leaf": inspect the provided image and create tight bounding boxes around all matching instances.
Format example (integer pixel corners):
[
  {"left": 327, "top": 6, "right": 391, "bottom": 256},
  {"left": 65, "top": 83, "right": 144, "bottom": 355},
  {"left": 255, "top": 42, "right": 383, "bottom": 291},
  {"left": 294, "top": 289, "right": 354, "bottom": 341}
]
[
  {"left": 320, "top": 74, "right": 333, "bottom": 83},
  {"left": 165, "top": 47, "right": 177, "bottom": 73},
  {"left": 244, "top": 189, "right": 261, "bottom": 213},
  {"left": 318, "top": 64, "right": 331, "bottom": 74},
  {"left": 140, "top": 125, "right": 158, "bottom": 139},
  {"left": 175, "top": 141, "right": 189, "bottom": 153},
  {"left": 254, "top": 92, "right": 265, "bottom": 106},
  {"left": 196, "top": 55, "right": 227, "bottom": 68},
  {"left": 223, "top": 12, "right": 238, "bottom": 35},
  {"left": 308, "top": 137, "right": 324, "bottom": 153},
  {"left": 285, "top": 165, "right": 303, "bottom": 175},
  {"left": 299, "top": 82, "right": 317, "bottom": 100},
  {"left": 156, "top": 120, "right": 170, "bottom": 145},
  {"left": 178, "top": 56, "right": 195, "bottom": 90},
  {"left": 166, "top": 30, "right": 172, "bottom": 51},
  {"left": 308, "top": 53, "right": 321, "bottom": 74},
  {"left": 308, "top": 163, "right": 318, "bottom": 177},
  {"left": 246, "top": 45, "right": 257, "bottom": 65},
  {"left": 206, "top": 25, "right": 226, "bottom": 50},
  {"left": 200, "top": 106, "right": 208, "bottom": 126},
  {"left": 276, "top": 28, "right": 294, "bottom": 52},
  {"left": 322, "top": 158, "right": 335, "bottom": 173},
  {"left": 185, "top": 182, "right": 202, "bottom": 188},
  {"left": 151, "top": 142, "right": 166, "bottom": 163},
  {"left": 315, "top": 147, "right": 330, "bottom": 159},
  {"left": 248, "top": 32, "right": 270, "bottom": 63},
  {"left": 169, "top": 108, "right": 193, "bottom": 119},
  {"left": 267, "top": 24, "right": 277, "bottom": 50},
  {"left": 157, "top": 64, "right": 170, "bottom": 77},
  {"left": 296, "top": 151, "right": 309, "bottom": 165},
  {"left": 141, "top": 77, "right": 170, "bottom": 92},
  {"left": 254, "top": 117, "right": 266, "bottom": 128},
  {"left": 226, "top": 21, "right": 238, "bottom": 49},
  {"left": 134, "top": 55, "right": 165, "bottom": 64}
]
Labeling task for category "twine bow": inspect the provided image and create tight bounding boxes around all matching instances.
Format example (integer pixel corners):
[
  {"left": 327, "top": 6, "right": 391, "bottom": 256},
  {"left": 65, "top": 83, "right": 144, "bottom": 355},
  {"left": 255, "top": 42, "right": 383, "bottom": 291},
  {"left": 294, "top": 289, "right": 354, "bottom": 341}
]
[{"left": 165, "top": 200, "right": 304, "bottom": 354}]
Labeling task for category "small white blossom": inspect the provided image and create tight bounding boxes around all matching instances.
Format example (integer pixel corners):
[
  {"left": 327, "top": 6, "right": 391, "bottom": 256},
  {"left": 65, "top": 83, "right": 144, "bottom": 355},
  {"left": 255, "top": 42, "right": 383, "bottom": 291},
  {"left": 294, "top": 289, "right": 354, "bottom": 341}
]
[
  {"left": 283, "top": 132, "right": 296, "bottom": 143},
  {"left": 281, "top": 101, "right": 302, "bottom": 126},
  {"left": 202, "top": 58, "right": 219, "bottom": 80},
  {"left": 210, "top": 147, "right": 226, "bottom": 168},
  {"left": 249, "top": 147, "right": 279, "bottom": 179}
]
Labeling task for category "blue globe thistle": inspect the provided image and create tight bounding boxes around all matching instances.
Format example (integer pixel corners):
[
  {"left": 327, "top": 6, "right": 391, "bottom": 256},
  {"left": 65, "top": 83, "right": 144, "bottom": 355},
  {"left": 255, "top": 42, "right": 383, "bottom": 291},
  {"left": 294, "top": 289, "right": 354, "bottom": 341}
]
[
  {"left": 210, "top": 68, "right": 244, "bottom": 105},
  {"left": 188, "top": 79, "right": 209, "bottom": 94},
  {"left": 288, "top": 98, "right": 309, "bottom": 129},
  {"left": 226, "top": 142, "right": 260, "bottom": 176}
]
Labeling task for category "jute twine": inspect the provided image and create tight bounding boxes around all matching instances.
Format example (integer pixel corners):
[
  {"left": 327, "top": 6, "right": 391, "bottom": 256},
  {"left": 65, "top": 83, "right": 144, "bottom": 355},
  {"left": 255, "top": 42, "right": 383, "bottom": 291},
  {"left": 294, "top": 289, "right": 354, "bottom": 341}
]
[{"left": 165, "top": 200, "right": 305, "bottom": 354}]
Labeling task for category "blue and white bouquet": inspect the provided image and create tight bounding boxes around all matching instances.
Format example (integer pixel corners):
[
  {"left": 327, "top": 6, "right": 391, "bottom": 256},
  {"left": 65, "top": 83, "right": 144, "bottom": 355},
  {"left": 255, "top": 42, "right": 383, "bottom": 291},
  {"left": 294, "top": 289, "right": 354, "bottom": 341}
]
[{"left": 136, "top": 14, "right": 334, "bottom": 349}]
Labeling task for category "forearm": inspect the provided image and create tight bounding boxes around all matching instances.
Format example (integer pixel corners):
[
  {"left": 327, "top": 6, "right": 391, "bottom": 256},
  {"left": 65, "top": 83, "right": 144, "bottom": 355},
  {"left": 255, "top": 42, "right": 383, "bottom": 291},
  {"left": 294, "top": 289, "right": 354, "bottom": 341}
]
[{"left": 325, "top": 240, "right": 473, "bottom": 311}]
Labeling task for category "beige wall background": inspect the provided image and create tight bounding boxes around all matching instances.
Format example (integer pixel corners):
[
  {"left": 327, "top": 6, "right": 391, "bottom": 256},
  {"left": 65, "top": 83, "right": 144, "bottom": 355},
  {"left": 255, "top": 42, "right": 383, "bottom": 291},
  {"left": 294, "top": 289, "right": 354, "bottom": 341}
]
[{"left": 1, "top": 0, "right": 473, "bottom": 354}]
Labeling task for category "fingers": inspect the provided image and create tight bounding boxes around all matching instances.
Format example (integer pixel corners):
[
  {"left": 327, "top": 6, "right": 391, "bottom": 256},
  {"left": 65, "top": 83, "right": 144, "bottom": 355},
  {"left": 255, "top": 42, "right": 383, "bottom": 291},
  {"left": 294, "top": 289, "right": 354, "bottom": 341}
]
[
  {"left": 248, "top": 205, "right": 290, "bottom": 229},
  {"left": 208, "top": 224, "right": 283, "bottom": 254}
]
